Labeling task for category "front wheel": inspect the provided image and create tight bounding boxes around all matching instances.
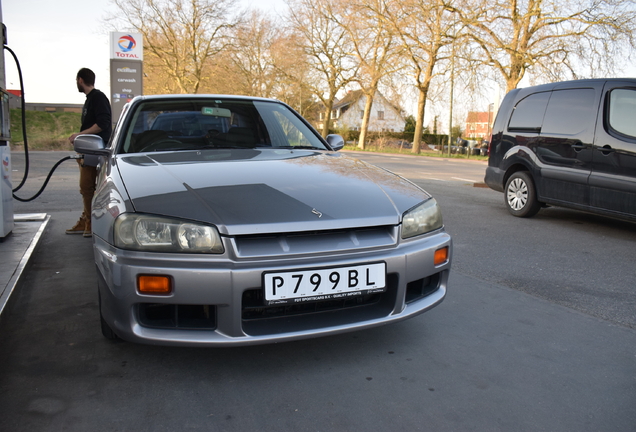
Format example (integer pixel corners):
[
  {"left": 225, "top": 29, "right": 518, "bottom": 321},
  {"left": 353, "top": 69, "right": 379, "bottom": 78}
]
[
  {"left": 98, "top": 290, "right": 119, "bottom": 340},
  {"left": 504, "top": 171, "right": 541, "bottom": 218}
]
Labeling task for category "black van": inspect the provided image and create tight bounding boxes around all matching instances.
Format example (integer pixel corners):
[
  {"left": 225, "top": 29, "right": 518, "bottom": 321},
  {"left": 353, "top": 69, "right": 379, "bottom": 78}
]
[{"left": 485, "top": 79, "right": 636, "bottom": 221}]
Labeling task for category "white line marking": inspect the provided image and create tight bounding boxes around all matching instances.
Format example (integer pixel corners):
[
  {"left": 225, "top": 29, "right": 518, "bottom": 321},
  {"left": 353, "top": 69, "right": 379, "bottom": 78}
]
[{"left": 452, "top": 177, "right": 478, "bottom": 183}]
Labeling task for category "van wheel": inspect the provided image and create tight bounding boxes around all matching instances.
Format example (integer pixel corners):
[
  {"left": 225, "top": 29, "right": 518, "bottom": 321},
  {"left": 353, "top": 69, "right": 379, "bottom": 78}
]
[{"left": 505, "top": 171, "right": 541, "bottom": 217}]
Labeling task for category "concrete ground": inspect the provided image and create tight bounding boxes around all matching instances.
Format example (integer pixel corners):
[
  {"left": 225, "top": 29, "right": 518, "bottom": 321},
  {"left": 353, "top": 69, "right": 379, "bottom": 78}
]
[
  {"left": 1, "top": 152, "right": 635, "bottom": 431},
  {"left": 0, "top": 213, "right": 634, "bottom": 431}
]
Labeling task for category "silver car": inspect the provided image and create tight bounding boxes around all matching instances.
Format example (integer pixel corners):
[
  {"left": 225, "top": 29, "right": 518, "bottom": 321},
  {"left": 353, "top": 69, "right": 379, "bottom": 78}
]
[{"left": 74, "top": 95, "right": 452, "bottom": 346}]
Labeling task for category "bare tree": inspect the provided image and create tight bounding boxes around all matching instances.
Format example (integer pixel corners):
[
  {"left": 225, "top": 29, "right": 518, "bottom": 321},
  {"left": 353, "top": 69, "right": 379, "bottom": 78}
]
[
  {"left": 268, "top": 32, "right": 320, "bottom": 116},
  {"left": 378, "top": 0, "right": 458, "bottom": 153},
  {"left": 452, "top": 0, "right": 636, "bottom": 92},
  {"left": 332, "top": 0, "right": 404, "bottom": 149},
  {"left": 285, "top": 0, "right": 358, "bottom": 137},
  {"left": 109, "top": 0, "right": 239, "bottom": 94},
  {"left": 226, "top": 11, "right": 281, "bottom": 97}
]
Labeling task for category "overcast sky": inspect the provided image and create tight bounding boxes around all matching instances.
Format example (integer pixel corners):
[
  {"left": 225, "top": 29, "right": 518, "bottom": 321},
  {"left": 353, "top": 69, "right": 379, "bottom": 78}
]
[{"left": 2, "top": 0, "right": 288, "bottom": 104}]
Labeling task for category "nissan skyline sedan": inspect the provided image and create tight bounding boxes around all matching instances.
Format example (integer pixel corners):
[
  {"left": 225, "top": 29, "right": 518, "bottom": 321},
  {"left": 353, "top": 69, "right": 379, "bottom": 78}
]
[{"left": 73, "top": 95, "right": 452, "bottom": 346}]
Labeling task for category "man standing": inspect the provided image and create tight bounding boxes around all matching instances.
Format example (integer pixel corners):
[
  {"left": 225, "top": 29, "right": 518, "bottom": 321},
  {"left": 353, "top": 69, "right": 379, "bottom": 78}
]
[{"left": 67, "top": 68, "right": 112, "bottom": 237}]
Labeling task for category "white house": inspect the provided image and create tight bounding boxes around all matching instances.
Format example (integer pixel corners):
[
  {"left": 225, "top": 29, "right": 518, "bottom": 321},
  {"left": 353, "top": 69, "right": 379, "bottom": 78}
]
[{"left": 318, "top": 90, "right": 405, "bottom": 133}]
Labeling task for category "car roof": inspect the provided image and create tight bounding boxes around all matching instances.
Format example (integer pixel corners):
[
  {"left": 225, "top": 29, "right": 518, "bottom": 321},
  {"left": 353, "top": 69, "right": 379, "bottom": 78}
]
[
  {"left": 129, "top": 94, "right": 281, "bottom": 104},
  {"left": 510, "top": 78, "right": 636, "bottom": 101}
]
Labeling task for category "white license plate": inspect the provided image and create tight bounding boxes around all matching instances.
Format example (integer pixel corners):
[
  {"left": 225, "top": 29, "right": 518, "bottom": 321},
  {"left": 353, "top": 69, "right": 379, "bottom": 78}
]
[{"left": 263, "top": 262, "right": 386, "bottom": 305}]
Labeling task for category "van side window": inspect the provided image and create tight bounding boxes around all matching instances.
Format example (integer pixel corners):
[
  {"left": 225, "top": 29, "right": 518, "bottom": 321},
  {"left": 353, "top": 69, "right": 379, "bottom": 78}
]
[
  {"left": 508, "top": 92, "right": 550, "bottom": 132},
  {"left": 608, "top": 89, "right": 636, "bottom": 138},
  {"left": 542, "top": 89, "right": 596, "bottom": 136}
]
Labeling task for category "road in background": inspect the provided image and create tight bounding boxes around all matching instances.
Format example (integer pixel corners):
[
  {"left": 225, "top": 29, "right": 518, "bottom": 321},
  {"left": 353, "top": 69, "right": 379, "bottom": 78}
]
[
  {"left": 344, "top": 151, "right": 488, "bottom": 184},
  {"left": 11, "top": 151, "right": 79, "bottom": 212},
  {"left": 345, "top": 150, "right": 636, "bottom": 330},
  {"left": 1, "top": 150, "right": 634, "bottom": 431}
]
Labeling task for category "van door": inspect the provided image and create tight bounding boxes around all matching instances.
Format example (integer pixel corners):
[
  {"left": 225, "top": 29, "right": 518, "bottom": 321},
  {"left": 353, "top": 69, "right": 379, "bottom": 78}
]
[
  {"left": 534, "top": 85, "right": 600, "bottom": 206},
  {"left": 590, "top": 82, "right": 636, "bottom": 217}
]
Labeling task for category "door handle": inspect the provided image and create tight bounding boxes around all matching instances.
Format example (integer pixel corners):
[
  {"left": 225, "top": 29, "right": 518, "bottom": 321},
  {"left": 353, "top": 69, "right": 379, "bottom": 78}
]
[
  {"left": 599, "top": 145, "right": 615, "bottom": 155},
  {"left": 570, "top": 143, "right": 585, "bottom": 151}
]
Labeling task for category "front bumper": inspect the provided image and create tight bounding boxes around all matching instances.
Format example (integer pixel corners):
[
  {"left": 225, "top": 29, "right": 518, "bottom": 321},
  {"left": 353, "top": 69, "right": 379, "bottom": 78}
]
[
  {"left": 484, "top": 166, "right": 505, "bottom": 192},
  {"left": 94, "top": 230, "right": 452, "bottom": 346}
]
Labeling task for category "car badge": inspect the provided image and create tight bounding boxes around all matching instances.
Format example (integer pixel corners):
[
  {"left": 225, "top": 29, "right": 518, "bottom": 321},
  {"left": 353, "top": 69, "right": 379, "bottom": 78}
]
[{"left": 312, "top": 208, "right": 323, "bottom": 218}]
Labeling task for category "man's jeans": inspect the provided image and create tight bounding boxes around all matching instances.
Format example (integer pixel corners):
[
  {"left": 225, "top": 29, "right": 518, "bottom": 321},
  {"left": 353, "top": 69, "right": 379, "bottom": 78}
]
[{"left": 78, "top": 159, "right": 97, "bottom": 220}]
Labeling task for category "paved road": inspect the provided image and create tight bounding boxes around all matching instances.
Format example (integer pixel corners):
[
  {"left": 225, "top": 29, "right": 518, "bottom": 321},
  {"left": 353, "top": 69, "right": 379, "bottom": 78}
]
[
  {"left": 346, "top": 153, "right": 636, "bottom": 329},
  {"left": 344, "top": 151, "right": 488, "bottom": 185},
  {"left": 1, "top": 150, "right": 634, "bottom": 431},
  {"left": 345, "top": 151, "right": 636, "bottom": 330},
  {"left": 11, "top": 150, "right": 80, "bottom": 212}
]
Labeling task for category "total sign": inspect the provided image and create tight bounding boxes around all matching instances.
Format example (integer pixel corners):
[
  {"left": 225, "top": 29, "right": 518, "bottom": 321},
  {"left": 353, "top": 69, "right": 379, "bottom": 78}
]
[{"left": 110, "top": 32, "right": 143, "bottom": 60}]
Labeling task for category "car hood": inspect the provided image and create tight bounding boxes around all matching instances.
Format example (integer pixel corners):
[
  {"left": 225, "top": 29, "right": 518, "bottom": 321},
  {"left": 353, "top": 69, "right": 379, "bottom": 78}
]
[{"left": 115, "top": 149, "right": 430, "bottom": 235}]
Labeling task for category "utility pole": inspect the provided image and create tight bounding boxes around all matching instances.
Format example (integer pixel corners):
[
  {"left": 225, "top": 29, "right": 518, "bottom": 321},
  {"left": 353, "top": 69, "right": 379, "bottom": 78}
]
[
  {"left": 448, "top": 41, "right": 455, "bottom": 157},
  {"left": 487, "top": 102, "right": 494, "bottom": 138},
  {"left": 433, "top": 115, "right": 438, "bottom": 148}
]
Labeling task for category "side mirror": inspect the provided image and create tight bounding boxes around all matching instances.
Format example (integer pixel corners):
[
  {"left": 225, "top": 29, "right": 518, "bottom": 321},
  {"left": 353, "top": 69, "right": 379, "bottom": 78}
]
[
  {"left": 74, "top": 134, "right": 110, "bottom": 156},
  {"left": 325, "top": 134, "right": 345, "bottom": 151}
]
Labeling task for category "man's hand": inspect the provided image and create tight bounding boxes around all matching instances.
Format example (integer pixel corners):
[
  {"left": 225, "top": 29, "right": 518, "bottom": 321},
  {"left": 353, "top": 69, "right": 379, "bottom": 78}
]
[{"left": 69, "top": 133, "right": 80, "bottom": 143}]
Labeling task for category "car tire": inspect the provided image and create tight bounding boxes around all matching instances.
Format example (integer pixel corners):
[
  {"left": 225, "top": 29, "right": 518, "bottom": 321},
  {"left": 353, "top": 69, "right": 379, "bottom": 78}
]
[
  {"left": 98, "top": 290, "right": 119, "bottom": 340},
  {"left": 504, "top": 171, "right": 541, "bottom": 218}
]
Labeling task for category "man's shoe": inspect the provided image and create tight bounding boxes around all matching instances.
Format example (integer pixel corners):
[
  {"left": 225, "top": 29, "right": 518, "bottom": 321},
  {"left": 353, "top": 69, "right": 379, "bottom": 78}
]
[
  {"left": 83, "top": 220, "right": 92, "bottom": 238},
  {"left": 66, "top": 218, "right": 86, "bottom": 235}
]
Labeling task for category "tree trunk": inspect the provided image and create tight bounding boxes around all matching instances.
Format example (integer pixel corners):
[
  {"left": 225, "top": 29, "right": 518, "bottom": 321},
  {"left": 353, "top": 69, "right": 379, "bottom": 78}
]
[
  {"left": 322, "top": 105, "right": 333, "bottom": 138},
  {"left": 506, "top": 56, "right": 525, "bottom": 91},
  {"left": 358, "top": 93, "right": 375, "bottom": 149},
  {"left": 412, "top": 88, "right": 426, "bottom": 154},
  {"left": 506, "top": 75, "right": 524, "bottom": 92}
]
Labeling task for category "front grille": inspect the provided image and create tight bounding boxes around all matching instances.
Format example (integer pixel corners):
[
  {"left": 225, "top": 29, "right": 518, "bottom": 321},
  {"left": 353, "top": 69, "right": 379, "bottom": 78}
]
[
  {"left": 233, "top": 226, "right": 398, "bottom": 258},
  {"left": 137, "top": 303, "right": 217, "bottom": 330},
  {"left": 242, "top": 290, "right": 383, "bottom": 320},
  {"left": 241, "top": 274, "right": 399, "bottom": 336}
]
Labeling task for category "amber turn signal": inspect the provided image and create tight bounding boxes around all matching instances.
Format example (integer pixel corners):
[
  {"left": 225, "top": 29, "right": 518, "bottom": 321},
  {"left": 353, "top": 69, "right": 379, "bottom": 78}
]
[
  {"left": 434, "top": 247, "right": 449, "bottom": 266},
  {"left": 138, "top": 275, "right": 172, "bottom": 295}
]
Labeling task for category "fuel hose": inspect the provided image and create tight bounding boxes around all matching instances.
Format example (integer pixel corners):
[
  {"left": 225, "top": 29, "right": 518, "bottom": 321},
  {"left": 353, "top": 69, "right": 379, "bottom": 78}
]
[{"left": 4, "top": 44, "right": 76, "bottom": 202}]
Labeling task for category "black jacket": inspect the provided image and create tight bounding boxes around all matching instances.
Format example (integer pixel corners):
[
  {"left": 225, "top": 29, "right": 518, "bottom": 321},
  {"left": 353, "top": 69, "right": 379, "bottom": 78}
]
[{"left": 82, "top": 89, "right": 112, "bottom": 143}]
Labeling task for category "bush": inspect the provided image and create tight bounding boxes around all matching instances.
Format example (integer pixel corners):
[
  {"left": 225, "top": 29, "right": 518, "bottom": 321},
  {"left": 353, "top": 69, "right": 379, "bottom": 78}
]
[{"left": 348, "top": 130, "right": 449, "bottom": 147}]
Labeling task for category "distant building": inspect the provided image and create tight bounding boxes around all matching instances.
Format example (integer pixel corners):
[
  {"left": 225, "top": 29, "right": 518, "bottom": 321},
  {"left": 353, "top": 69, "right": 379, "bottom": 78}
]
[
  {"left": 318, "top": 90, "right": 405, "bottom": 133},
  {"left": 7, "top": 90, "right": 82, "bottom": 113},
  {"left": 7, "top": 90, "right": 22, "bottom": 109},
  {"left": 465, "top": 111, "right": 494, "bottom": 139}
]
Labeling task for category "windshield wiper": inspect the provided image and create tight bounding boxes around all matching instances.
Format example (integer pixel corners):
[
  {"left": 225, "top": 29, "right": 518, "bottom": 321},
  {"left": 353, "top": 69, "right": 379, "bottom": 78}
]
[
  {"left": 208, "top": 145, "right": 257, "bottom": 149},
  {"left": 274, "top": 146, "right": 323, "bottom": 150}
]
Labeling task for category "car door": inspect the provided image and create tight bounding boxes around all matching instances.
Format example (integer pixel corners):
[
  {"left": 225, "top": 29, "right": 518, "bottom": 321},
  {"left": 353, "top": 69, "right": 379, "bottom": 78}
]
[
  {"left": 589, "top": 81, "right": 636, "bottom": 217},
  {"left": 533, "top": 84, "right": 601, "bottom": 206}
]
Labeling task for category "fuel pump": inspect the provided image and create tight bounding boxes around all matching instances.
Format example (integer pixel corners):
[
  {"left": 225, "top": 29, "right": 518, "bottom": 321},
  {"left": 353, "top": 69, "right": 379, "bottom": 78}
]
[
  {"left": 0, "top": 15, "right": 13, "bottom": 239},
  {"left": 0, "top": 1, "right": 140, "bottom": 239},
  {"left": 0, "top": 5, "right": 79, "bottom": 240}
]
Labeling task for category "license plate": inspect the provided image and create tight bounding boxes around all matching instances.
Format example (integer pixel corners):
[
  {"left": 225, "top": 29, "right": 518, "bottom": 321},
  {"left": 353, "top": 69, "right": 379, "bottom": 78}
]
[{"left": 263, "top": 262, "right": 386, "bottom": 305}]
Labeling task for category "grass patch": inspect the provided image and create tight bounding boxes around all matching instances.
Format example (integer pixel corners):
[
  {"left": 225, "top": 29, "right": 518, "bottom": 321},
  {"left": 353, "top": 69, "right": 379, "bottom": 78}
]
[
  {"left": 343, "top": 144, "right": 488, "bottom": 161},
  {"left": 9, "top": 109, "right": 81, "bottom": 151}
]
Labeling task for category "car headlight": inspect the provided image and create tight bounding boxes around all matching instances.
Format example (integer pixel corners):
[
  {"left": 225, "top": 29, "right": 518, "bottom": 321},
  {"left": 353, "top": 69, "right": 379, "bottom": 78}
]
[
  {"left": 114, "top": 213, "right": 224, "bottom": 253},
  {"left": 401, "top": 198, "right": 443, "bottom": 239}
]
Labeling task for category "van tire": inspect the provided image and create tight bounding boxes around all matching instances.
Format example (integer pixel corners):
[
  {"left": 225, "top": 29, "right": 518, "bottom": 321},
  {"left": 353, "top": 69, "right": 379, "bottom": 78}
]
[{"left": 505, "top": 171, "right": 541, "bottom": 218}]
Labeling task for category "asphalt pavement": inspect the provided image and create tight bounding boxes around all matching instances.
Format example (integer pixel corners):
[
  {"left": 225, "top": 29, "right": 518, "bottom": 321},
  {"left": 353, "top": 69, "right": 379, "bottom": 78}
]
[{"left": 0, "top": 151, "right": 634, "bottom": 431}]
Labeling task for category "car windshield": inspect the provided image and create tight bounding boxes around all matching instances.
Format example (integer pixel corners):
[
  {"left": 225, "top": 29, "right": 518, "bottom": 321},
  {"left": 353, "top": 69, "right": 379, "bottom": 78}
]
[{"left": 117, "top": 98, "right": 328, "bottom": 154}]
